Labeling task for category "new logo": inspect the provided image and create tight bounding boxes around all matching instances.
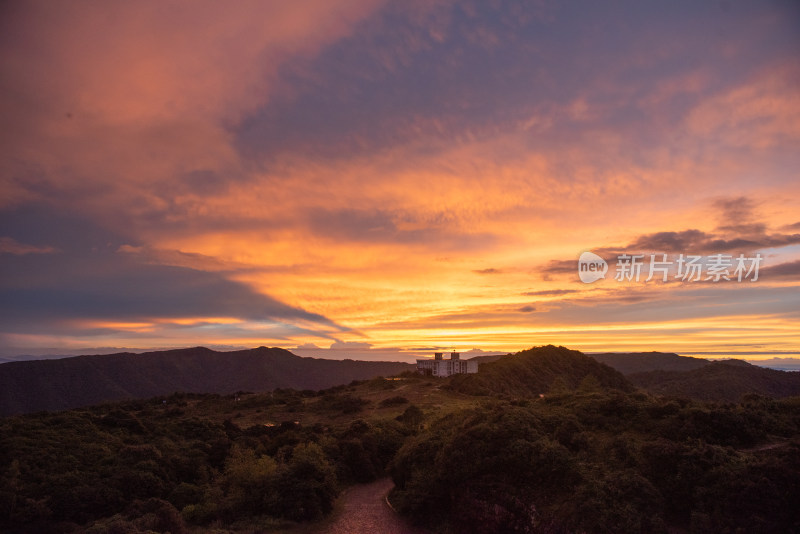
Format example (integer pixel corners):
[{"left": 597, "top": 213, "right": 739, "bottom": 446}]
[{"left": 578, "top": 251, "right": 607, "bottom": 283}]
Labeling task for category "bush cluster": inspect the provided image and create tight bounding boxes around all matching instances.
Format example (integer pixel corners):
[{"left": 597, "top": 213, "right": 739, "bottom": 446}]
[
  {"left": 390, "top": 391, "right": 800, "bottom": 533},
  {"left": 0, "top": 394, "right": 414, "bottom": 532}
]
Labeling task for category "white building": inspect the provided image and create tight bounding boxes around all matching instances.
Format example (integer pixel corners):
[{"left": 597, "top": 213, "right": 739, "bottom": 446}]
[{"left": 416, "top": 351, "right": 479, "bottom": 377}]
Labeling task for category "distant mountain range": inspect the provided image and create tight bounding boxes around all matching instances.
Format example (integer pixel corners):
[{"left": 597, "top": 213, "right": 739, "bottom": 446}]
[
  {"left": 0, "top": 346, "right": 414, "bottom": 416},
  {"left": 627, "top": 360, "right": 800, "bottom": 402},
  {"left": 591, "top": 352, "right": 800, "bottom": 402},
  {"left": 591, "top": 351, "right": 709, "bottom": 374},
  {"left": 452, "top": 348, "right": 800, "bottom": 402},
  {"left": 3, "top": 346, "right": 799, "bottom": 416}
]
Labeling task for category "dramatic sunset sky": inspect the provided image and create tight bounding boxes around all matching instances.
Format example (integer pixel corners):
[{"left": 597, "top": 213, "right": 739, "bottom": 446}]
[{"left": 1, "top": 1, "right": 799, "bottom": 361}]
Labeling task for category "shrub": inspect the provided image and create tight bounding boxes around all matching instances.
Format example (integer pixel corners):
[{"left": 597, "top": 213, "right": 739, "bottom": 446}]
[{"left": 379, "top": 396, "right": 409, "bottom": 407}]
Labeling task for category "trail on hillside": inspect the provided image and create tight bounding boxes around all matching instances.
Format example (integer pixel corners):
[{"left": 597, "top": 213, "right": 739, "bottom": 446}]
[{"left": 316, "top": 477, "right": 426, "bottom": 534}]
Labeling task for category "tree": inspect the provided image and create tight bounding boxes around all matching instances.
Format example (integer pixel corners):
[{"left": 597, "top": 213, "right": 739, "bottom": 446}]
[{"left": 278, "top": 443, "right": 338, "bottom": 521}]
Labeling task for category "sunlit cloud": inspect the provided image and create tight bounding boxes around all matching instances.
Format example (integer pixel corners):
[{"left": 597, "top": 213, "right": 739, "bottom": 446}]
[{"left": 1, "top": 0, "right": 798, "bottom": 357}]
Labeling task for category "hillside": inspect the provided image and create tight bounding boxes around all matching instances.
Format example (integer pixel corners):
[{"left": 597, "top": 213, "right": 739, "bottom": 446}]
[
  {"left": 0, "top": 346, "right": 413, "bottom": 416},
  {"left": 448, "top": 345, "right": 633, "bottom": 396},
  {"left": 1, "top": 347, "right": 799, "bottom": 533},
  {"left": 630, "top": 359, "right": 800, "bottom": 402},
  {"left": 591, "top": 351, "right": 709, "bottom": 375}
]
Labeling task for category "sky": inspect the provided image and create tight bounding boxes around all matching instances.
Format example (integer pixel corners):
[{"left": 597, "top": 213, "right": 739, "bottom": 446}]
[{"left": 1, "top": 0, "right": 799, "bottom": 362}]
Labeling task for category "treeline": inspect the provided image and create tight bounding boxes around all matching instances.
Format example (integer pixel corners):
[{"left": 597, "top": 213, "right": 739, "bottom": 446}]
[
  {"left": 390, "top": 391, "right": 800, "bottom": 533},
  {"left": 0, "top": 389, "right": 421, "bottom": 533},
  {"left": 629, "top": 360, "right": 800, "bottom": 402}
]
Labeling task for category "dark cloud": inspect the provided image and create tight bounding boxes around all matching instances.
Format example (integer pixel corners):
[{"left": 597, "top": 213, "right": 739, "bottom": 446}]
[
  {"left": 176, "top": 169, "right": 231, "bottom": 196},
  {"left": 474, "top": 268, "right": 502, "bottom": 275},
  {"left": 627, "top": 229, "right": 709, "bottom": 253},
  {"left": 530, "top": 197, "right": 799, "bottom": 283},
  {"left": 329, "top": 340, "right": 372, "bottom": 350},
  {"left": 0, "top": 207, "right": 344, "bottom": 335},
  {"left": 701, "top": 236, "right": 797, "bottom": 251},
  {"left": 717, "top": 222, "right": 768, "bottom": 236},
  {"left": 540, "top": 228, "right": 799, "bottom": 285},
  {"left": 578, "top": 288, "right": 663, "bottom": 305},
  {"left": 621, "top": 197, "right": 800, "bottom": 255},
  {"left": 625, "top": 230, "right": 800, "bottom": 254},
  {"left": 540, "top": 259, "right": 576, "bottom": 274},
  {"left": 518, "top": 305, "right": 536, "bottom": 313},
  {"left": 592, "top": 196, "right": 800, "bottom": 258},
  {"left": 714, "top": 196, "right": 755, "bottom": 223},
  {"left": 0, "top": 205, "right": 127, "bottom": 254},
  {"left": 760, "top": 260, "right": 800, "bottom": 279},
  {"left": 539, "top": 231, "right": 800, "bottom": 283},
  {"left": 129, "top": 169, "right": 235, "bottom": 205},
  {"left": 0, "top": 253, "right": 341, "bottom": 330},
  {"left": 713, "top": 197, "right": 772, "bottom": 236},
  {"left": 235, "top": 1, "right": 793, "bottom": 166},
  {"left": 522, "top": 289, "right": 579, "bottom": 297}
]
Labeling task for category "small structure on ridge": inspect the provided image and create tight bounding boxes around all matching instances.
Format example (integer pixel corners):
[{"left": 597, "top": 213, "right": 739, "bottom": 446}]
[{"left": 416, "top": 351, "right": 478, "bottom": 377}]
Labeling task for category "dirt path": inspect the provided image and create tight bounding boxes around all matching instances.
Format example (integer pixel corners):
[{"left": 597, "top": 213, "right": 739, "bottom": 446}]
[{"left": 315, "top": 477, "right": 427, "bottom": 534}]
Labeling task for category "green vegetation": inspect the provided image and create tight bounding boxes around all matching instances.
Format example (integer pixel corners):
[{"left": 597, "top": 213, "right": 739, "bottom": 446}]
[
  {"left": 591, "top": 352, "right": 800, "bottom": 402},
  {"left": 390, "top": 391, "right": 800, "bottom": 533},
  {"left": 0, "top": 389, "right": 417, "bottom": 533},
  {"left": 379, "top": 396, "right": 409, "bottom": 407},
  {"left": 1, "top": 345, "right": 799, "bottom": 533},
  {"left": 629, "top": 360, "right": 800, "bottom": 402},
  {"left": 448, "top": 345, "right": 633, "bottom": 396}
]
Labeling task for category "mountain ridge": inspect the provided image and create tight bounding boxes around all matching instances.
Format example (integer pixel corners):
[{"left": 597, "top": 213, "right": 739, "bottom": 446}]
[
  {"left": 0, "top": 346, "right": 414, "bottom": 416},
  {"left": 6, "top": 346, "right": 800, "bottom": 416},
  {"left": 629, "top": 359, "right": 800, "bottom": 402},
  {"left": 590, "top": 351, "right": 710, "bottom": 374},
  {"left": 588, "top": 351, "right": 800, "bottom": 401}
]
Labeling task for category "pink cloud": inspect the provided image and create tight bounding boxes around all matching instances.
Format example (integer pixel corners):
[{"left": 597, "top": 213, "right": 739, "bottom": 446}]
[
  {"left": 686, "top": 63, "right": 800, "bottom": 149},
  {"left": 0, "top": 0, "right": 383, "bottom": 212},
  {"left": 0, "top": 237, "right": 59, "bottom": 255}
]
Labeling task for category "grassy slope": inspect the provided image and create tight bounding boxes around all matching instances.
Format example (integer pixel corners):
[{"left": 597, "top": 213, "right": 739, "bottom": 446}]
[{"left": 167, "top": 374, "right": 481, "bottom": 430}]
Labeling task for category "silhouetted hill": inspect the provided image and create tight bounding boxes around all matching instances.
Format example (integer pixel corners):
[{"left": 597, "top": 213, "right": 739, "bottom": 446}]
[
  {"left": 448, "top": 345, "right": 633, "bottom": 396},
  {"left": 630, "top": 359, "right": 800, "bottom": 402},
  {"left": 0, "top": 346, "right": 414, "bottom": 416},
  {"left": 591, "top": 351, "right": 709, "bottom": 374}
]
